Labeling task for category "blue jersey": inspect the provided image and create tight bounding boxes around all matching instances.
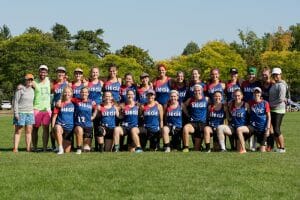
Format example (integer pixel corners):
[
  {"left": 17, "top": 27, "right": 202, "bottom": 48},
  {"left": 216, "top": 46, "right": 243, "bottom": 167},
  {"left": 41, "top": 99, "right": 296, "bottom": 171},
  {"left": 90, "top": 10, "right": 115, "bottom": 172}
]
[
  {"left": 120, "top": 85, "right": 137, "bottom": 103},
  {"left": 52, "top": 81, "right": 68, "bottom": 109},
  {"left": 137, "top": 87, "right": 150, "bottom": 104},
  {"left": 53, "top": 102, "right": 74, "bottom": 131},
  {"left": 173, "top": 84, "right": 187, "bottom": 103},
  {"left": 73, "top": 99, "right": 94, "bottom": 128},
  {"left": 103, "top": 81, "right": 121, "bottom": 102},
  {"left": 249, "top": 100, "right": 270, "bottom": 132},
  {"left": 88, "top": 81, "right": 102, "bottom": 105},
  {"left": 225, "top": 81, "right": 241, "bottom": 102},
  {"left": 143, "top": 103, "right": 160, "bottom": 132},
  {"left": 153, "top": 77, "right": 172, "bottom": 105},
  {"left": 229, "top": 102, "right": 248, "bottom": 128},
  {"left": 241, "top": 80, "right": 261, "bottom": 103},
  {"left": 121, "top": 104, "right": 139, "bottom": 128},
  {"left": 186, "top": 82, "right": 206, "bottom": 100},
  {"left": 208, "top": 105, "right": 225, "bottom": 128},
  {"left": 72, "top": 82, "right": 84, "bottom": 100},
  {"left": 166, "top": 104, "right": 182, "bottom": 128},
  {"left": 99, "top": 105, "right": 117, "bottom": 128},
  {"left": 206, "top": 82, "right": 224, "bottom": 103},
  {"left": 188, "top": 97, "right": 208, "bottom": 123}
]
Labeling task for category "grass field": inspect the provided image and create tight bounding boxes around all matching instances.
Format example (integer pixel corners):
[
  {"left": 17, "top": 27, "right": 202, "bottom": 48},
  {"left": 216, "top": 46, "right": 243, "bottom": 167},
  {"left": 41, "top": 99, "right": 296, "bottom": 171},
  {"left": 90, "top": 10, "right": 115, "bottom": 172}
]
[{"left": 0, "top": 112, "right": 299, "bottom": 200}]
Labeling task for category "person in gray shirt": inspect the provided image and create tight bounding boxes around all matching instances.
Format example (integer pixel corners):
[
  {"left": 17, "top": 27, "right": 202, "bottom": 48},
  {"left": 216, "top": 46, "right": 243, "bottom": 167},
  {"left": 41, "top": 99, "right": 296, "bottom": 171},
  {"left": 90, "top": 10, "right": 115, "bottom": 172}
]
[
  {"left": 269, "top": 68, "right": 287, "bottom": 153},
  {"left": 13, "top": 74, "right": 35, "bottom": 152}
]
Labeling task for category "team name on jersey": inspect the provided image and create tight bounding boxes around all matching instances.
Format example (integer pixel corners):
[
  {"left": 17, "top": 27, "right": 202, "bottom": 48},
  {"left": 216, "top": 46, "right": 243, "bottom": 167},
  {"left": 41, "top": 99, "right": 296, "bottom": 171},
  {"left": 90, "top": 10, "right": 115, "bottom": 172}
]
[
  {"left": 105, "top": 85, "right": 119, "bottom": 91},
  {"left": 191, "top": 101, "right": 206, "bottom": 108},
  {"left": 61, "top": 107, "right": 74, "bottom": 112},
  {"left": 79, "top": 102, "right": 92, "bottom": 109},
  {"left": 102, "top": 110, "right": 116, "bottom": 116},
  {"left": 243, "top": 87, "right": 253, "bottom": 92},
  {"left": 155, "top": 87, "right": 170, "bottom": 93},
  {"left": 167, "top": 111, "right": 181, "bottom": 117},
  {"left": 231, "top": 110, "right": 244, "bottom": 118},
  {"left": 73, "top": 89, "right": 80, "bottom": 95},
  {"left": 89, "top": 87, "right": 102, "bottom": 92},
  {"left": 144, "top": 110, "right": 158, "bottom": 116},
  {"left": 209, "top": 112, "right": 224, "bottom": 118},
  {"left": 55, "top": 87, "right": 64, "bottom": 94},
  {"left": 251, "top": 106, "right": 264, "bottom": 114},
  {"left": 125, "top": 109, "right": 138, "bottom": 115},
  {"left": 179, "top": 91, "right": 186, "bottom": 98}
]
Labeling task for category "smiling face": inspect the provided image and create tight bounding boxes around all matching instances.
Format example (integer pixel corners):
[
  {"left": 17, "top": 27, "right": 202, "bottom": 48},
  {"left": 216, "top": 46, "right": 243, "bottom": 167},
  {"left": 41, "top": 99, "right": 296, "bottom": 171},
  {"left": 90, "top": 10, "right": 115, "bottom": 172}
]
[
  {"left": 57, "top": 70, "right": 66, "bottom": 80},
  {"left": 125, "top": 74, "right": 133, "bottom": 86},
  {"left": 176, "top": 72, "right": 184, "bottom": 83},
  {"left": 191, "top": 69, "right": 200, "bottom": 82},
  {"left": 109, "top": 66, "right": 118, "bottom": 78},
  {"left": 210, "top": 69, "right": 219, "bottom": 81},
  {"left": 103, "top": 91, "right": 113, "bottom": 103},
  {"left": 91, "top": 67, "right": 99, "bottom": 80},
  {"left": 74, "top": 71, "right": 83, "bottom": 81},
  {"left": 126, "top": 90, "right": 135, "bottom": 102},
  {"left": 63, "top": 87, "right": 73, "bottom": 101},
  {"left": 39, "top": 69, "right": 48, "bottom": 80},
  {"left": 234, "top": 90, "right": 243, "bottom": 103},
  {"left": 80, "top": 87, "right": 89, "bottom": 100},
  {"left": 213, "top": 92, "right": 222, "bottom": 103},
  {"left": 158, "top": 66, "right": 166, "bottom": 77},
  {"left": 170, "top": 92, "right": 179, "bottom": 103}
]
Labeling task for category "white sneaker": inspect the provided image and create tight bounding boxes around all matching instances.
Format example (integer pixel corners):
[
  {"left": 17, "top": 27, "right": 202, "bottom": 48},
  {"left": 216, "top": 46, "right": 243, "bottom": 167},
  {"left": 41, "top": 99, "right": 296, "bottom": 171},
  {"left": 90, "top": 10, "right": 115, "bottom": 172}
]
[
  {"left": 83, "top": 145, "right": 91, "bottom": 152},
  {"left": 276, "top": 148, "right": 286, "bottom": 153},
  {"left": 76, "top": 149, "right": 82, "bottom": 154},
  {"left": 57, "top": 150, "right": 64, "bottom": 155},
  {"left": 164, "top": 147, "right": 171, "bottom": 153}
]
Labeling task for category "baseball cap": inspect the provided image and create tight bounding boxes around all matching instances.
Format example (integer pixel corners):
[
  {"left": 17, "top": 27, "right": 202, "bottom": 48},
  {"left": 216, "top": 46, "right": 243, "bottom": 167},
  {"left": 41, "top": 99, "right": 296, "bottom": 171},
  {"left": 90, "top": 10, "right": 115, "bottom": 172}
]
[
  {"left": 272, "top": 67, "right": 282, "bottom": 75},
  {"left": 74, "top": 68, "right": 83, "bottom": 73},
  {"left": 140, "top": 72, "right": 149, "bottom": 79},
  {"left": 25, "top": 74, "right": 34, "bottom": 80},
  {"left": 253, "top": 87, "right": 262, "bottom": 93},
  {"left": 39, "top": 65, "right": 48, "bottom": 71},
  {"left": 147, "top": 89, "right": 156, "bottom": 95},
  {"left": 248, "top": 66, "right": 257, "bottom": 75},
  {"left": 56, "top": 66, "right": 66, "bottom": 72},
  {"left": 230, "top": 68, "right": 238, "bottom": 74}
]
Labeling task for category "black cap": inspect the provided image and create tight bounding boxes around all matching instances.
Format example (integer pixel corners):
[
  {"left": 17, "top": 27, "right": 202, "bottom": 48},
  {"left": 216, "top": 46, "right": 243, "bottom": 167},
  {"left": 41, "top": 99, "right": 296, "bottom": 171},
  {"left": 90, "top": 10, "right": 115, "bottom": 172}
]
[{"left": 230, "top": 68, "right": 238, "bottom": 74}]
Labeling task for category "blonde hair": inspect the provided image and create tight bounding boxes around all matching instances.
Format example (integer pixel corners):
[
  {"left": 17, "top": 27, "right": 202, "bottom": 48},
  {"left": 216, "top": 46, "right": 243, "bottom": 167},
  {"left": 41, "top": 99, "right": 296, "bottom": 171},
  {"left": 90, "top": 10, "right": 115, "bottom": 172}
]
[{"left": 61, "top": 86, "right": 73, "bottom": 102}]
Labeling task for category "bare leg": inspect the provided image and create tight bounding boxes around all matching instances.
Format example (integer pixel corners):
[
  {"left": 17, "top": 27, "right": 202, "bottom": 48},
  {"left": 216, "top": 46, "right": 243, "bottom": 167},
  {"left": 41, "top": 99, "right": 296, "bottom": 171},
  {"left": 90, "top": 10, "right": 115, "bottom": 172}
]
[
  {"left": 13, "top": 126, "right": 23, "bottom": 152},
  {"left": 25, "top": 125, "right": 32, "bottom": 152}
]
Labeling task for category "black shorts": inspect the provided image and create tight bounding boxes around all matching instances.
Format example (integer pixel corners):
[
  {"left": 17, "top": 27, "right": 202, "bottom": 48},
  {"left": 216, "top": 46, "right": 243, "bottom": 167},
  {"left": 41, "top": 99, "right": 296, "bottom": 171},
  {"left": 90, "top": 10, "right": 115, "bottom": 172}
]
[
  {"left": 62, "top": 129, "right": 73, "bottom": 142},
  {"left": 166, "top": 125, "right": 182, "bottom": 136},
  {"left": 82, "top": 127, "right": 93, "bottom": 139},
  {"left": 190, "top": 122, "right": 205, "bottom": 138},
  {"left": 271, "top": 112, "right": 284, "bottom": 137},
  {"left": 99, "top": 126, "right": 114, "bottom": 140}
]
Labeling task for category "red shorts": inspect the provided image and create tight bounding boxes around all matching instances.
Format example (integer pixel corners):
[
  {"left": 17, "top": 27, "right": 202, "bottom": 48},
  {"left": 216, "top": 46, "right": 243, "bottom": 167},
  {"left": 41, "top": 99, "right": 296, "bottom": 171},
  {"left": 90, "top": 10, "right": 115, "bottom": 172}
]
[{"left": 34, "top": 109, "right": 52, "bottom": 127}]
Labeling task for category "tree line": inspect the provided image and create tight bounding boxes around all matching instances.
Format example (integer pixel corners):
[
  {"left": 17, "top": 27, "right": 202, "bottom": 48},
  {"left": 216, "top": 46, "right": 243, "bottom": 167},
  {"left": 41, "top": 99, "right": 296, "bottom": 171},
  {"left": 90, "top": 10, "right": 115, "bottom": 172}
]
[{"left": 0, "top": 23, "right": 299, "bottom": 101}]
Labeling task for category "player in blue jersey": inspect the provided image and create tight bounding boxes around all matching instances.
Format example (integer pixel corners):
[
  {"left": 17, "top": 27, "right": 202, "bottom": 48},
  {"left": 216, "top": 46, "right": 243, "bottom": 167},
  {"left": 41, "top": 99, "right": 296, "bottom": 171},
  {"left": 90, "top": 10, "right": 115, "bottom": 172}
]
[
  {"left": 119, "top": 73, "right": 138, "bottom": 103},
  {"left": 153, "top": 63, "right": 172, "bottom": 107},
  {"left": 162, "top": 90, "right": 183, "bottom": 152},
  {"left": 225, "top": 68, "right": 241, "bottom": 103},
  {"left": 241, "top": 66, "right": 261, "bottom": 103},
  {"left": 96, "top": 91, "right": 120, "bottom": 152},
  {"left": 203, "top": 91, "right": 227, "bottom": 152},
  {"left": 247, "top": 87, "right": 271, "bottom": 152},
  {"left": 73, "top": 87, "right": 97, "bottom": 154},
  {"left": 217, "top": 89, "right": 250, "bottom": 153},
  {"left": 171, "top": 71, "right": 188, "bottom": 104},
  {"left": 137, "top": 73, "right": 153, "bottom": 104},
  {"left": 70, "top": 68, "right": 88, "bottom": 100},
  {"left": 182, "top": 84, "right": 209, "bottom": 152},
  {"left": 186, "top": 68, "right": 206, "bottom": 100},
  {"left": 114, "top": 90, "right": 140, "bottom": 152},
  {"left": 205, "top": 68, "right": 225, "bottom": 103},
  {"left": 51, "top": 87, "right": 74, "bottom": 154},
  {"left": 103, "top": 64, "right": 122, "bottom": 103},
  {"left": 139, "top": 89, "right": 164, "bottom": 151}
]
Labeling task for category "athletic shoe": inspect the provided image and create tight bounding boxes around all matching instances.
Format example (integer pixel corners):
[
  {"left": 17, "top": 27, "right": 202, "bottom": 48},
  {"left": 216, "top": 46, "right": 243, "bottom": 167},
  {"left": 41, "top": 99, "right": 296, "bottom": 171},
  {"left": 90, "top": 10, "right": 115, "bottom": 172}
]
[
  {"left": 204, "top": 149, "right": 211, "bottom": 153},
  {"left": 53, "top": 147, "right": 59, "bottom": 153},
  {"left": 250, "top": 147, "right": 256, "bottom": 152},
  {"left": 83, "top": 146, "right": 91, "bottom": 152},
  {"left": 76, "top": 149, "right": 82, "bottom": 155},
  {"left": 220, "top": 149, "right": 227, "bottom": 152},
  {"left": 182, "top": 148, "right": 189, "bottom": 153},
  {"left": 135, "top": 148, "right": 143, "bottom": 153},
  {"left": 164, "top": 147, "right": 171, "bottom": 153},
  {"left": 239, "top": 150, "right": 247, "bottom": 154},
  {"left": 276, "top": 148, "right": 286, "bottom": 153},
  {"left": 57, "top": 150, "right": 64, "bottom": 155}
]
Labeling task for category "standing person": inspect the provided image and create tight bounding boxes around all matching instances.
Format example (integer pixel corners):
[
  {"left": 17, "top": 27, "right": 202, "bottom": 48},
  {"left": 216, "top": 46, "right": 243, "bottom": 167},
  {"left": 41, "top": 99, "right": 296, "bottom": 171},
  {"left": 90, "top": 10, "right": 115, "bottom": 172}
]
[
  {"left": 205, "top": 68, "right": 225, "bottom": 103},
  {"left": 203, "top": 91, "right": 227, "bottom": 152},
  {"left": 103, "top": 64, "right": 122, "bottom": 103},
  {"left": 32, "top": 65, "right": 51, "bottom": 152},
  {"left": 247, "top": 87, "right": 271, "bottom": 152},
  {"left": 87, "top": 67, "right": 103, "bottom": 151},
  {"left": 225, "top": 68, "right": 241, "bottom": 103},
  {"left": 162, "top": 90, "right": 183, "bottom": 152},
  {"left": 51, "top": 66, "right": 68, "bottom": 150},
  {"left": 12, "top": 74, "right": 35, "bottom": 152},
  {"left": 114, "top": 90, "right": 140, "bottom": 152},
  {"left": 269, "top": 67, "right": 287, "bottom": 153},
  {"left": 186, "top": 68, "right": 206, "bottom": 100},
  {"left": 120, "top": 73, "right": 138, "bottom": 103},
  {"left": 241, "top": 66, "right": 261, "bottom": 103},
  {"left": 139, "top": 89, "right": 164, "bottom": 151},
  {"left": 97, "top": 91, "right": 119, "bottom": 152},
  {"left": 137, "top": 72, "right": 152, "bottom": 104},
  {"left": 71, "top": 68, "right": 87, "bottom": 100},
  {"left": 182, "top": 84, "right": 209, "bottom": 152},
  {"left": 153, "top": 63, "right": 172, "bottom": 108},
  {"left": 73, "top": 87, "right": 97, "bottom": 154},
  {"left": 172, "top": 71, "right": 188, "bottom": 104},
  {"left": 51, "top": 87, "right": 74, "bottom": 154}
]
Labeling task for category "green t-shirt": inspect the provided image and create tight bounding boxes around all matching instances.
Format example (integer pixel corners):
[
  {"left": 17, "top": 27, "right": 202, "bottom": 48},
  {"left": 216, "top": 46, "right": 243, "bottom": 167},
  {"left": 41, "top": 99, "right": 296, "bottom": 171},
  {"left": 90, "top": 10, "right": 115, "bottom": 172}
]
[{"left": 33, "top": 77, "right": 51, "bottom": 111}]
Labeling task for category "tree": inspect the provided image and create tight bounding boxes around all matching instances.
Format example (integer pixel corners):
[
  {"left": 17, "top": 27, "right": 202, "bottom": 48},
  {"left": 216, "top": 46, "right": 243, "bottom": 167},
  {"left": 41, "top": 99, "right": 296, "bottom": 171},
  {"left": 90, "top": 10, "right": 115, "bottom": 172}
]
[
  {"left": 115, "top": 45, "right": 154, "bottom": 68},
  {"left": 289, "top": 23, "right": 300, "bottom": 51},
  {"left": 24, "top": 27, "right": 44, "bottom": 34},
  {"left": 51, "top": 23, "right": 71, "bottom": 47},
  {"left": 182, "top": 41, "right": 200, "bottom": 55},
  {"left": 263, "top": 26, "right": 293, "bottom": 51},
  {"left": 230, "top": 30, "right": 264, "bottom": 67},
  {"left": 72, "top": 29, "right": 110, "bottom": 57},
  {"left": 0, "top": 24, "right": 11, "bottom": 40}
]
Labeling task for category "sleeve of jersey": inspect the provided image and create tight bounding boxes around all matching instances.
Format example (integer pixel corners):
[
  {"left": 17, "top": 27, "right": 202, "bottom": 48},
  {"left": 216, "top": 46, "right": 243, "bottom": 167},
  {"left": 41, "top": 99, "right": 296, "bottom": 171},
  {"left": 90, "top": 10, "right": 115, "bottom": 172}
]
[
  {"left": 265, "top": 101, "right": 270, "bottom": 112},
  {"left": 53, "top": 107, "right": 60, "bottom": 114}
]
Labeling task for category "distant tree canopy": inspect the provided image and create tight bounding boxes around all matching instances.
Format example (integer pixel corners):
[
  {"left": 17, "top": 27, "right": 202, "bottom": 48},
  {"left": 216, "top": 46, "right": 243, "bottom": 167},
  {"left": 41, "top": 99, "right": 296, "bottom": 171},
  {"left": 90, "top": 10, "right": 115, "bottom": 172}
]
[{"left": 0, "top": 23, "right": 300, "bottom": 101}]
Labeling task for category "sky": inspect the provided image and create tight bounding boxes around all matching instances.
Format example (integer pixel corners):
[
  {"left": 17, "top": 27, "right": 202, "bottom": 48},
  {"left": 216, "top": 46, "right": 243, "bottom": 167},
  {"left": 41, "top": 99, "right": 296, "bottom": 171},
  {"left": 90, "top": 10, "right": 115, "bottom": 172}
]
[{"left": 1, "top": 0, "right": 299, "bottom": 60}]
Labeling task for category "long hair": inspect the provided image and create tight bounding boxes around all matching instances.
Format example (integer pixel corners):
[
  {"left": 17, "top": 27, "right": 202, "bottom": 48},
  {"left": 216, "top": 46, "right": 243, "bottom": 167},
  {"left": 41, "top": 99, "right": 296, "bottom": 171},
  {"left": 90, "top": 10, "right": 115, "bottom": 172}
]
[{"left": 60, "top": 86, "right": 73, "bottom": 102}]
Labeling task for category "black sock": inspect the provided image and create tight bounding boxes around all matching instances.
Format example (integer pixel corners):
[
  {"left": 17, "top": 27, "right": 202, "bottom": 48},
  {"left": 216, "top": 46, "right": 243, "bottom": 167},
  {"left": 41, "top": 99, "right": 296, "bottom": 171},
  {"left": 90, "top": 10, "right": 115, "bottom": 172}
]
[
  {"left": 205, "top": 143, "right": 210, "bottom": 150},
  {"left": 77, "top": 146, "right": 82, "bottom": 150},
  {"left": 99, "top": 144, "right": 104, "bottom": 152},
  {"left": 183, "top": 146, "right": 189, "bottom": 149},
  {"left": 164, "top": 143, "right": 170, "bottom": 148}
]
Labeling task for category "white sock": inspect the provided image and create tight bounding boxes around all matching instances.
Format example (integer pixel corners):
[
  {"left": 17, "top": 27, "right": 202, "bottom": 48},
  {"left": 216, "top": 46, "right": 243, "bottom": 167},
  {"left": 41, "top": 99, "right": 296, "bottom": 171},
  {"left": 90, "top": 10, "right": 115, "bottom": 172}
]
[{"left": 220, "top": 140, "right": 226, "bottom": 150}]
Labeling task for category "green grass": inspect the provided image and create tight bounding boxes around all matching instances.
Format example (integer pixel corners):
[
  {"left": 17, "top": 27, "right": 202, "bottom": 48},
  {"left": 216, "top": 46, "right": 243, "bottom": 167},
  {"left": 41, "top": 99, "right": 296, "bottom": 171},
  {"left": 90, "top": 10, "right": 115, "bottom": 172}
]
[{"left": 0, "top": 113, "right": 299, "bottom": 199}]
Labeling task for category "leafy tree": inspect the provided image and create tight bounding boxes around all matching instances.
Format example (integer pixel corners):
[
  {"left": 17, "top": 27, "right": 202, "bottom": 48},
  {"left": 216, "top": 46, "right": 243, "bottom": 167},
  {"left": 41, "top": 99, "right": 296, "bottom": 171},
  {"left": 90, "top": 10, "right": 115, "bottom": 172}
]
[
  {"left": 0, "top": 25, "right": 11, "bottom": 40},
  {"left": 51, "top": 23, "right": 71, "bottom": 48},
  {"left": 24, "top": 27, "right": 44, "bottom": 34},
  {"left": 263, "top": 26, "right": 293, "bottom": 51},
  {"left": 115, "top": 45, "right": 154, "bottom": 68},
  {"left": 182, "top": 41, "right": 200, "bottom": 55},
  {"left": 72, "top": 29, "right": 110, "bottom": 57},
  {"left": 289, "top": 23, "right": 300, "bottom": 51}
]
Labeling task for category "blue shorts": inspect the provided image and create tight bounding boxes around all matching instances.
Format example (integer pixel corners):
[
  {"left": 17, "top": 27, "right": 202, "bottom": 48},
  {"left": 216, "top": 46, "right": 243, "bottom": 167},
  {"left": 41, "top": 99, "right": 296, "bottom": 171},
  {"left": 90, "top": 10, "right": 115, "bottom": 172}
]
[{"left": 13, "top": 113, "right": 35, "bottom": 126}]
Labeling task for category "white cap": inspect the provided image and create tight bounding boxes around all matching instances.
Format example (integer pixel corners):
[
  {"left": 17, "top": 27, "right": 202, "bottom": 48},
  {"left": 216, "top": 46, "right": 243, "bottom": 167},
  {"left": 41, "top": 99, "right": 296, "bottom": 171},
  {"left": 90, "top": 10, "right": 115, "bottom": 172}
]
[
  {"left": 253, "top": 87, "right": 262, "bottom": 93},
  {"left": 39, "top": 65, "right": 48, "bottom": 71},
  {"left": 272, "top": 68, "right": 282, "bottom": 75},
  {"left": 56, "top": 66, "right": 66, "bottom": 72}
]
